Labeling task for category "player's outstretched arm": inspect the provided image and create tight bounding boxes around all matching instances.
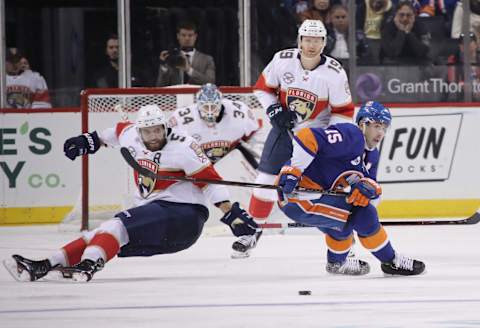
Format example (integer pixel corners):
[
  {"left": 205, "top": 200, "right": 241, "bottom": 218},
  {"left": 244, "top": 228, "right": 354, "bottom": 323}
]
[{"left": 63, "top": 131, "right": 102, "bottom": 161}]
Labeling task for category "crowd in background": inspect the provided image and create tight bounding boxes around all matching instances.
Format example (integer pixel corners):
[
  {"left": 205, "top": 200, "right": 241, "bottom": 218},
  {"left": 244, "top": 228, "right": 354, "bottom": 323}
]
[{"left": 3, "top": 0, "right": 480, "bottom": 108}]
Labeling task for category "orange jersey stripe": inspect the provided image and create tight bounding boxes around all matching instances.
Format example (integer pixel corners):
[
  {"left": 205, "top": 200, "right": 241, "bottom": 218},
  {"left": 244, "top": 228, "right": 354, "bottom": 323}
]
[
  {"left": 325, "top": 234, "right": 353, "bottom": 253},
  {"left": 287, "top": 198, "right": 350, "bottom": 222},
  {"left": 359, "top": 226, "right": 389, "bottom": 251},
  {"left": 295, "top": 128, "right": 318, "bottom": 154},
  {"left": 298, "top": 175, "right": 323, "bottom": 190}
]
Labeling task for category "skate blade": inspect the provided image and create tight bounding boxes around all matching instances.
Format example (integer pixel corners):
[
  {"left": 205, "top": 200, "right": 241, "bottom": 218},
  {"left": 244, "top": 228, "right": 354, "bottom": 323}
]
[
  {"left": 231, "top": 250, "right": 251, "bottom": 259},
  {"left": 2, "top": 258, "right": 31, "bottom": 282}
]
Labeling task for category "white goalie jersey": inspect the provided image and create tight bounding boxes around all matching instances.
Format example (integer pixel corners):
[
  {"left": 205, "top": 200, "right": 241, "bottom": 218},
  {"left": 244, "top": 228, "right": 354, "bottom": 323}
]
[
  {"left": 254, "top": 48, "right": 354, "bottom": 129},
  {"left": 98, "top": 122, "right": 230, "bottom": 208},
  {"left": 168, "top": 98, "right": 260, "bottom": 163}
]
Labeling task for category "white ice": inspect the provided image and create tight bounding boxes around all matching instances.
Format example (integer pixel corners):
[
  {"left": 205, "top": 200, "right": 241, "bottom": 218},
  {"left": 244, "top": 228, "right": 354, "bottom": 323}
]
[{"left": 1, "top": 223, "right": 480, "bottom": 328}]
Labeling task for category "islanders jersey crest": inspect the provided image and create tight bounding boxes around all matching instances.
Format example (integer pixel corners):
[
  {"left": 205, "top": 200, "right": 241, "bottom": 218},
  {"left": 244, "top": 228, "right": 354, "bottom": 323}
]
[
  {"left": 136, "top": 159, "right": 159, "bottom": 198},
  {"left": 286, "top": 88, "right": 318, "bottom": 122},
  {"left": 330, "top": 170, "right": 364, "bottom": 192}
]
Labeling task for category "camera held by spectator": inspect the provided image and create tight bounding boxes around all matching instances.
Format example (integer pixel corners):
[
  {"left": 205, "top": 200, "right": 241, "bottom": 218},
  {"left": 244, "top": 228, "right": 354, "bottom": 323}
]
[{"left": 164, "top": 47, "right": 187, "bottom": 68}]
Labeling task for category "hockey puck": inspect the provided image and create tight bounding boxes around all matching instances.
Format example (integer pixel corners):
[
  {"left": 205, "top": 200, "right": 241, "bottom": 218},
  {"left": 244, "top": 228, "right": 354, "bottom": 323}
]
[{"left": 298, "top": 290, "right": 311, "bottom": 295}]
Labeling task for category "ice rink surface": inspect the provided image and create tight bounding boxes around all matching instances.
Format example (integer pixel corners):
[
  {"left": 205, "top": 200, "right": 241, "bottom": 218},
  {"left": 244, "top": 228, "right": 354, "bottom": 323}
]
[{"left": 1, "top": 223, "right": 480, "bottom": 328}]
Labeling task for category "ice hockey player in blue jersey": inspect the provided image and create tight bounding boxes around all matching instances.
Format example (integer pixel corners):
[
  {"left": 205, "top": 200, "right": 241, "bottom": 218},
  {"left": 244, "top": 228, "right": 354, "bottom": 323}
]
[{"left": 276, "top": 101, "right": 426, "bottom": 276}]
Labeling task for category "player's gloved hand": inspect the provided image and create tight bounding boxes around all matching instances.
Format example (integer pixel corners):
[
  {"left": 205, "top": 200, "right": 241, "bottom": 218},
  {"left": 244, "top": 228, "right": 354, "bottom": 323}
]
[
  {"left": 346, "top": 177, "right": 382, "bottom": 207},
  {"left": 220, "top": 202, "right": 259, "bottom": 237},
  {"left": 266, "top": 103, "right": 296, "bottom": 130},
  {"left": 278, "top": 166, "right": 302, "bottom": 194},
  {"left": 63, "top": 131, "right": 101, "bottom": 161}
]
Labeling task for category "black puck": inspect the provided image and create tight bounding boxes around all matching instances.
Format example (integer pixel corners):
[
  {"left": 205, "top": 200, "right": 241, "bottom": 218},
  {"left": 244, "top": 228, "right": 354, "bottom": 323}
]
[{"left": 298, "top": 290, "right": 311, "bottom": 295}]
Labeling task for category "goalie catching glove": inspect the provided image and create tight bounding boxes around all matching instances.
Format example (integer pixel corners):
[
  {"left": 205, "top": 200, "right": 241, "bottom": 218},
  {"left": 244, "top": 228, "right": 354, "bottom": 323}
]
[
  {"left": 220, "top": 202, "right": 259, "bottom": 237},
  {"left": 266, "top": 103, "right": 296, "bottom": 130},
  {"left": 63, "top": 131, "right": 101, "bottom": 161},
  {"left": 346, "top": 177, "right": 382, "bottom": 207}
]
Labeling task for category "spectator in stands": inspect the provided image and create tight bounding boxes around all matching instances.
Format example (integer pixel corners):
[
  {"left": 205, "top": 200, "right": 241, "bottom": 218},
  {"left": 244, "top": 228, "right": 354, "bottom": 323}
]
[
  {"left": 93, "top": 34, "right": 152, "bottom": 87},
  {"left": 446, "top": 31, "right": 480, "bottom": 101},
  {"left": 156, "top": 21, "right": 215, "bottom": 86},
  {"left": 95, "top": 34, "right": 119, "bottom": 88},
  {"left": 356, "top": 0, "right": 394, "bottom": 64},
  {"left": 451, "top": 0, "right": 480, "bottom": 40},
  {"left": 297, "top": 0, "right": 341, "bottom": 24},
  {"left": 325, "top": 4, "right": 350, "bottom": 65},
  {"left": 5, "top": 51, "right": 51, "bottom": 109},
  {"left": 380, "top": 1, "right": 431, "bottom": 65}
]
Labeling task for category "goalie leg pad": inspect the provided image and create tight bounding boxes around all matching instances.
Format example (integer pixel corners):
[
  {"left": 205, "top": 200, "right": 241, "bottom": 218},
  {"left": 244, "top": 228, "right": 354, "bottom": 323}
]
[{"left": 116, "top": 200, "right": 208, "bottom": 257}]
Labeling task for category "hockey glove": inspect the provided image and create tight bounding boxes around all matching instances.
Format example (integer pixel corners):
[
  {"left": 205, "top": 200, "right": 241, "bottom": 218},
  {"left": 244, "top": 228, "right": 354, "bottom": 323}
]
[
  {"left": 220, "top": 202, "right": 259, "bottom": 237},
  {"left": 278, "top": 166, "right": 302, "bottom": 194},
  {"left": 346, "top": 177, "right": 382, "bottom": 207},
  {"left": 266, "top": 103, "right": 296, "bottom": 130},
  {"left": 63, "top": 131, "right": 101, "bottom": 161}
]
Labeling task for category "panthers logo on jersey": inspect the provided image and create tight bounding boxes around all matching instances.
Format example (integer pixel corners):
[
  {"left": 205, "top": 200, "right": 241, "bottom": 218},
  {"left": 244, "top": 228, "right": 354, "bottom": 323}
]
[
  {"left": 137, "top": 159, "right": 159, "bottom": 198},
  {"left": 286, "top": 88, "right": 317, "bottom": 122}
]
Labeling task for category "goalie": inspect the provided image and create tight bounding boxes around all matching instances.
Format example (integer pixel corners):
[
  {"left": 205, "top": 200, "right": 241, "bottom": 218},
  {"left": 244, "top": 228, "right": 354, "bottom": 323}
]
[{"left": 4, "top": 105, "right": 259, "bottom": 282}]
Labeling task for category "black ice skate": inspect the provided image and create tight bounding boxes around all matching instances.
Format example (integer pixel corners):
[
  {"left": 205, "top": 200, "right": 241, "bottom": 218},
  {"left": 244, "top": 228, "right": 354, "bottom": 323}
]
[
  {"left": 381, "top": 253, "right": 425, "bottom": 276},
  {"left": 3, "top": 254, "right": 54, "bottom": 282},
  {"left": 231, "top": 230, "right": 263, "bottom": 259},
  {"left": 326, "top": 257, "right": 371, "bottom": 276},
  {"left": 59, "top": 258, "right": 105, "bottom": 282}
]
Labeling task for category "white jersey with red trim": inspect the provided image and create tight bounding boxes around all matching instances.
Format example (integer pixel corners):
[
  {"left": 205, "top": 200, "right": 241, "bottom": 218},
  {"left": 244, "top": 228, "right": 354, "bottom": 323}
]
[
  {"left": 168, "top": 98, "right": 259, "bottom": 163},
  {"left": 98, "top": 122, "right": 230, "bottom": 208},
  {"left": 6, "top": 70, "right": 51, "bottom": 109},
  {"left": 254, "top": 48, "right": 354, "bottom": 129}
]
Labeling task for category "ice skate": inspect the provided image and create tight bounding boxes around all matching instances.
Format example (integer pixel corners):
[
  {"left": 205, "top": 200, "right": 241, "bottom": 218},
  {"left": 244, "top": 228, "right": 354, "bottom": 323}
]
[
  {"left": 3, "top": 254, "right": 55, "bottom": 282},
  {"left": 59, "top": 258, "right": 105, "bottom": 282},
  {"left": 231, "top": 230, "right": 262, "bottom": 259},
  {"left": 326, "top": 257, "right": 370, "bottom": 276},
  {"left": 381, "top": 253, "right": 425, "bottom": 276}
]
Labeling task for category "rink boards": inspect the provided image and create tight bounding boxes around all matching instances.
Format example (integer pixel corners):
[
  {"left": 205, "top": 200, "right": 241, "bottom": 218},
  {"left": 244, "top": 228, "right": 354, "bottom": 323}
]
[{"left": 1, "top": 105, "right": 480, "bottom": 225}]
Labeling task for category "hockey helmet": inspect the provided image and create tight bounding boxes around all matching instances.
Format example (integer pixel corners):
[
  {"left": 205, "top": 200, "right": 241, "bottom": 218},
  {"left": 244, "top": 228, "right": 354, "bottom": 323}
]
[
  {"left": 135, "top": 104, "right": 167, "bottom": 128},
  {"left": 356, "top": 101, "right": 392, "bottom": 127},
  {"left": 196, "top": 83, "right": 223, "bottom": 123},
  {"left": 297, "top": 19, "right": 327, "bottom": 52}
]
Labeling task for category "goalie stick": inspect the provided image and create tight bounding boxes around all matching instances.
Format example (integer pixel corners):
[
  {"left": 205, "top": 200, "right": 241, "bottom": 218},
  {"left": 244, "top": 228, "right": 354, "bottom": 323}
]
[{"left": 121, "top": 147, "right": 344, "bottom": 195}]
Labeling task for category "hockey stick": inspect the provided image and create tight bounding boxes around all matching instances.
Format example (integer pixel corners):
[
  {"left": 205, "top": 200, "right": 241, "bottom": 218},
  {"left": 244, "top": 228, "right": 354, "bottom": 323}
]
[
  {"left": 259, "top": 211, "right": 480, "bottom": 229},
  {"left": 120, "top": 147, "right": 343, "bottom": 195}
]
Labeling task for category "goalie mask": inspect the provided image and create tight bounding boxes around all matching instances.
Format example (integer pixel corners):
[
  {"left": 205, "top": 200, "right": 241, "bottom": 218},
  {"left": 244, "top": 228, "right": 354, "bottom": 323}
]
[
  {"left": 196, "top": 83, "right": 223, "bottom": 124},
  {"left": 297, "top": 19, "right": 327, "bottom": 55},
  {"left": 135, "top": 104, "right": 168, "bottom": 151}
]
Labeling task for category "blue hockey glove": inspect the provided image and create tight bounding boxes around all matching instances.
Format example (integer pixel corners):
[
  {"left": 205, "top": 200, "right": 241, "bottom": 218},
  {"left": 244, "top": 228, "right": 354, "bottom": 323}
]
[
  {"left": 278, "top": 166, "right": 302, "bottom": 194},
  {"left": 346, "top": 177, "right": 382, "bottom": 207},
  {"left": 63, "top": 131, "right": 101, "bottom": 161},
  {"left": 220, "top": 202, "right": 259, "bottom": 237},
  {"left": 266, "top": 103, "right": 296, "bottom": 130}
]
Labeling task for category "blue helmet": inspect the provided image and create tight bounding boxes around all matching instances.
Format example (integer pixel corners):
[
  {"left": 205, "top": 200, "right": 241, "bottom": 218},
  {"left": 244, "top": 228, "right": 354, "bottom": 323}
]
[
  {"left": 196, "top": 83, "right": 223, "bottom": 123},
  {"left": 356, "top": 101, "right": 391, "bottom": 127}
]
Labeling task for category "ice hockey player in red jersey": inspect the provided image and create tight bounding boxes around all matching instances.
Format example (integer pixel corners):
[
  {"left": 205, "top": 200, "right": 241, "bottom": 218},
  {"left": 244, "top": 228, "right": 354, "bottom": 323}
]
[
  {"left": 3, "top": 105, "right": 259, "bottom": 282},
  {"left": 276, "top": 101, "right": 425, "bottom": 276},
  {"left": 246, "top": 19, "right": 355, "bottom": 258}
]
